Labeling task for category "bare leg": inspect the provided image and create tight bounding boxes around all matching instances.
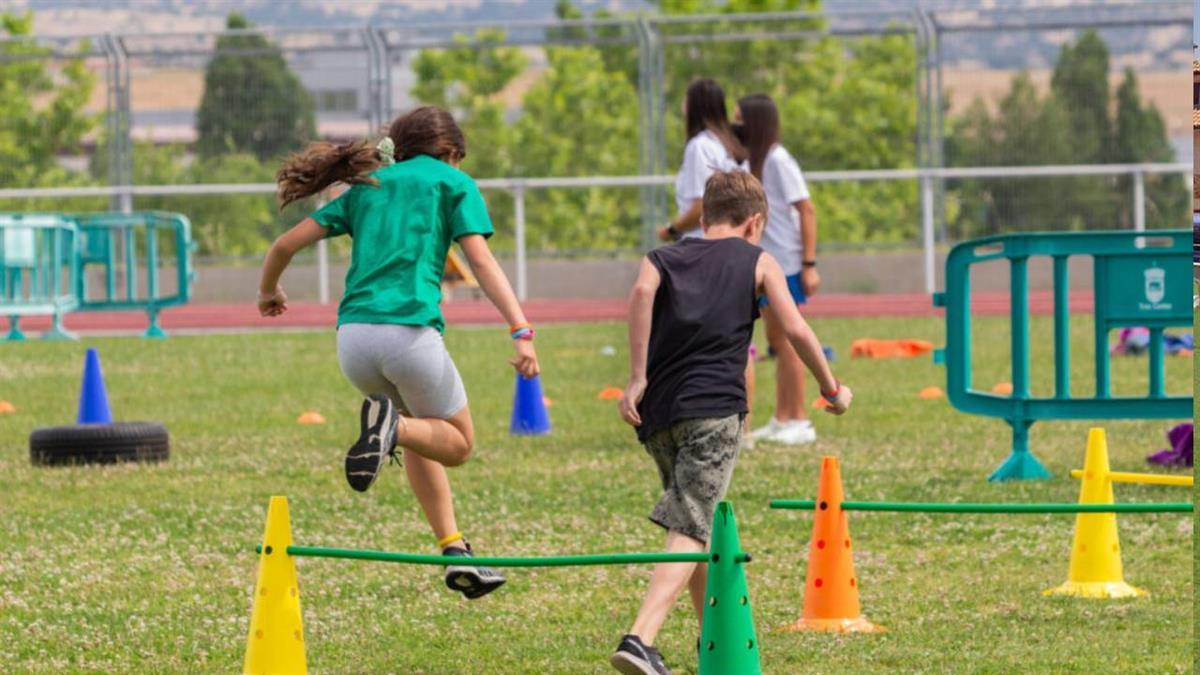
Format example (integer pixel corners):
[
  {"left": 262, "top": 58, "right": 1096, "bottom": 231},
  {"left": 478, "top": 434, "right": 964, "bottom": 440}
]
[
  {"left": 401, "top": 406, "right": 474, "bottom": 548},
  {"left": 764, "top": 306, "right": 808, "bottom": 422},
  {"left": 628, "top": 530, "right": 706, "bottom": 645},
  {"left": 404, "top": 450, "right": 460, "bottom": 546},
  {"left": 687, "top": 559, "right": 708, "bottom": 630},
  {"left": 396, "top": 405, "right": 475, "bottom": 467}
]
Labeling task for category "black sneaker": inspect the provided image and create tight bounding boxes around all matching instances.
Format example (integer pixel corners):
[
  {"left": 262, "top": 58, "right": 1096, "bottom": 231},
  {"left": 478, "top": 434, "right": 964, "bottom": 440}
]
[
  {"left": 443, "top": 543, "right": 507, "bottom": 599},
  {"left": 610, "top": 634, "right": 671, "bottom": 675},
  {"left": 344, "top": 394, "right": 398, "bottom": 492}
]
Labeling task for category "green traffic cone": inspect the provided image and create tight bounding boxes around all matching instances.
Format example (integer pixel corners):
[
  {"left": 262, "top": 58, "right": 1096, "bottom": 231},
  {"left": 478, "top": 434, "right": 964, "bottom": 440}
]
[{"left": 698, "top": 501, "right": 761, "bottom": 675}]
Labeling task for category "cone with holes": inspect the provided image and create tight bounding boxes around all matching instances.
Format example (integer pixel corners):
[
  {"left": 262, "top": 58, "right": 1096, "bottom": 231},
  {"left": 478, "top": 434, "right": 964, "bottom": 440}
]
[
  {"left": 782, "top": 456, "right": 884, "bottom": 633},
  {"left": 1044, "top": 428, "right": 1145, "bottom": 599},
  {"left": 244, "top": 496, "right": 308, "bottom": 674}
]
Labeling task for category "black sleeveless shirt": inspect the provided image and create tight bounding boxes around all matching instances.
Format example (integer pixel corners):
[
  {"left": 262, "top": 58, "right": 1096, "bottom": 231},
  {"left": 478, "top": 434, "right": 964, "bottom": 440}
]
[{"left": 636, "top": 237, "right": 761, "bottom": 441}]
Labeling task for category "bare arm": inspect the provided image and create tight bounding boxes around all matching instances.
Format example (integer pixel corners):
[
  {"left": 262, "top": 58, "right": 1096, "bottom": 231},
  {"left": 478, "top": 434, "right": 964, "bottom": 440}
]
[
  {"left": 619, "top": 257, "right": 662, "bottom": 427},
  {"left": 458, "top": 234, "right": 539, "bottom": 377},
  {"left": 658, "top": 199, "right": 702, "bottom": 241},
  {"left": 797, "top": 199, "right": 820, "bottom": 295},
  {"left": 756, "top": 252, "right": 850, "bottom": 413},
  {"left": 257, "top": 218, "right": 327, "bottom": 316}
]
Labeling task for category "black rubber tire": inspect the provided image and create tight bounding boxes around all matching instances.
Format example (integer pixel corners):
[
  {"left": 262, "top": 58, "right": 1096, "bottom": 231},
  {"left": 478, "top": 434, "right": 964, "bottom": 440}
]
[{"left": 30, "top": 422, "right": 169, "bottom": 466}]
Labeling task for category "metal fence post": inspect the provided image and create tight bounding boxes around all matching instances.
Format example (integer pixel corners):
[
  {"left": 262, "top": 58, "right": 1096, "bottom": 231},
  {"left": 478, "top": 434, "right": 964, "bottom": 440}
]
[
  {"left": 514, "top": 184, "right": 527, "bottom": 301},
  {"left": 1132, "top": 168, "right": 1145, "bottom": 232},
  {"left": 922, "top": 173, "right": 936, "bottom": 294}
]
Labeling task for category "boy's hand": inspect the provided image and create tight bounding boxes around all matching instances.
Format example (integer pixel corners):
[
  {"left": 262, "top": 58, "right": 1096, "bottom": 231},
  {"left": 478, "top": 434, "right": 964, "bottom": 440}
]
[
  {"left": 510, "top": 340, "right": 539, "bottom": 378},
  {"left": 258, "top": 286, "right": 288, "bottom": 317},
  {"left": 823, "top": 384, "right": 852, "bottom": 415},
  {"left": 801, "top": 266, "right": 821, "bottom": 296},
  {"left": 618, "top": 378, "right": 646, "bottom": 427}
]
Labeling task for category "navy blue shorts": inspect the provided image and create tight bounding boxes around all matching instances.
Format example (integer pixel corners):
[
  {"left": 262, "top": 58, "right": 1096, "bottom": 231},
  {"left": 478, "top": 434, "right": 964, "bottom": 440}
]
[{"left": 759, "top": 273, "right": 807, "bottom": 308}]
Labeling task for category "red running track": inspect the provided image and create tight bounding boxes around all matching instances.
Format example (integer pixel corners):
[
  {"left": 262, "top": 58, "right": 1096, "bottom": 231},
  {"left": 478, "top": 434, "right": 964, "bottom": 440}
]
[{"left": 12, "top": 291, "right": 1095, "bottom": 335}]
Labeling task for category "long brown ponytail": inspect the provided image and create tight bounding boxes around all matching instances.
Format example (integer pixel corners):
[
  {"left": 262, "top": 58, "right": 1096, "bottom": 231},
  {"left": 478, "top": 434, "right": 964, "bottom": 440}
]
[
  {"left": 276, "top": 105, "right": 467, "bottom": 209},
  {"left": 276, "top": 141, "right": 381, "bottom": 209}
]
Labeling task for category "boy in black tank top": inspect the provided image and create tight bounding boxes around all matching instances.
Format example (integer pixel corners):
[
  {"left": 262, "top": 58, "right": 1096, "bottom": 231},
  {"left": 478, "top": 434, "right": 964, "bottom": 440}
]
[{"left": 610, "top": 171, "right": 852, "bottom": 675}]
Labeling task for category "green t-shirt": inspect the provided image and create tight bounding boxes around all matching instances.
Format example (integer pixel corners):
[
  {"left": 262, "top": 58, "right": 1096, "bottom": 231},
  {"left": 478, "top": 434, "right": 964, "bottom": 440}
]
[{"left": 311, "top": 154, "right": 493, "bottom": 332}]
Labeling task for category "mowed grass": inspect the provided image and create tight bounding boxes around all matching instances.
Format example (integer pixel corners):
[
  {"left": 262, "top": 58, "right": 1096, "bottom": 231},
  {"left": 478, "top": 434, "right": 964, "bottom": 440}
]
[{"left": 0, "top": 316, "right": 1192, "bottom": 674}]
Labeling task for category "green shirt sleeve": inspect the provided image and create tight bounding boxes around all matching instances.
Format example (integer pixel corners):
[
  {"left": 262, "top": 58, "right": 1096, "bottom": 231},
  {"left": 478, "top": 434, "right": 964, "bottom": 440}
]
[
  {"left": 311, "top": 190, "right": 352, "bottom": 237},
  {"left": 448, "top": 179, "right": 494, "bottom": 241}
]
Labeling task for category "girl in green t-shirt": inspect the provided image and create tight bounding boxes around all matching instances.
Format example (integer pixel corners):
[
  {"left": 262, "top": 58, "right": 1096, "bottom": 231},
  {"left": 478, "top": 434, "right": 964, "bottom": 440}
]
[{"left": 256, "top": 106, "right": 539, "bottom": 600}]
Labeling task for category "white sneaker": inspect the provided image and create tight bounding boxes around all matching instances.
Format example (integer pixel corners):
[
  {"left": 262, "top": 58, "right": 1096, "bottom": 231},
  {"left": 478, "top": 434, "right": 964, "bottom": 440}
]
[
  {"left": 766, "top": 420, "right": 817, "bottom": 446},
  {"left": 748, "top": 417, "right": 783, "bottom": 440}
]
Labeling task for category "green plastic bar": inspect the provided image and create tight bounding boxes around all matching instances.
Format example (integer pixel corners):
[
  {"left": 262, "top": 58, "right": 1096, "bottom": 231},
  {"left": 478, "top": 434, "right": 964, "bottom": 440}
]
[
  {"left": 145, "top": 225, "right": 158, "bottom": 301},
  {"left": 124, "top": 225, "right": 136, "bottom": 301},
  {"left": 768, "top": 500, "right": 1193, "bottom": 514},
  {"left": 1010, "top": 256, "right": 1030, "bottom": 399},
  {"left": 1147, "top": 327, "right": 1164, "bottom": 398},
  {"left": 104, "top": 230, "right": 116, "bottom": 301},
  {"left": 1052, "top": 255, "right": 1070, "bottom": 399},
  {"left": 253, "top": 546, "right": 752, "bottom": 567},
  {"left": 1093, "top": 268, "right": 1110, "bottom": 399}
]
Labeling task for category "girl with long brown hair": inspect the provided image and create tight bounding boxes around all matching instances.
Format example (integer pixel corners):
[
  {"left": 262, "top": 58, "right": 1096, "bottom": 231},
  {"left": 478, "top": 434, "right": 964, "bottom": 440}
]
[
  {"left": 257, "top": 105, "right": 538, "bottom": 599},
  {"left": 657, "top": 78, "right": 748, "bottom": 242},
  {"left": 734, "top": 93, "right": 822, "bottom": 447}
]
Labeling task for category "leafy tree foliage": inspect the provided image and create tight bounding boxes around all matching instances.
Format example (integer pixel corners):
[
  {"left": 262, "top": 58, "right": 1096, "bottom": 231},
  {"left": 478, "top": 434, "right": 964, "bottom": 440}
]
[{"left": 195, "top": 13, "right": 316, "bottom": 162}]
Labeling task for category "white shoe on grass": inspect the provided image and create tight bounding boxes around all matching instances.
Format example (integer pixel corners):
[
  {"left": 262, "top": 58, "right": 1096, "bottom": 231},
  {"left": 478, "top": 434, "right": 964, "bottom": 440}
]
[
  {"left": 748, "top": 417, "right": 782, "bottom": 440},
  {"left": 766, "top": 419, "right": 817, "bottom": 446}
]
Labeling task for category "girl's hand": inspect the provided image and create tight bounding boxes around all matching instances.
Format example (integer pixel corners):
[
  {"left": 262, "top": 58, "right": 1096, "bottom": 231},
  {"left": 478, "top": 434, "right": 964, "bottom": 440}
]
[
  {"left": 823, "top": 384, "right": 852, "bottom": 415},
  {"left": 618, "top": 377, "right": 646, "bottom": 427},
  {"left": 801, "top": 267, "right": 821, "bottom": 296},
  {"left": 258, "top": 286, "right": 288, "bottom": 317},
  {"left": 510, "top": 339, "right": 539, "bottom": 378}
]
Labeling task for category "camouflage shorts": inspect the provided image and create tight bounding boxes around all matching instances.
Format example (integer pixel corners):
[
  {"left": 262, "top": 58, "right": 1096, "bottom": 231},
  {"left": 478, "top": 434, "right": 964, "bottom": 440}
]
[{"left": 642, "top": 414, "right": 744, "bottom": 545}]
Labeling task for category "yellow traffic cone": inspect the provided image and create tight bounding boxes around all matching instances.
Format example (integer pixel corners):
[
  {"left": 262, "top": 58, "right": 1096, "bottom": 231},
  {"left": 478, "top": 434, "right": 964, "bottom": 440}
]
[
  {"left": 1044, "top": 429, "right": 1145, "bottom": 599},
  {"left": 244, "top": 497, "right": 308, "bottom": 674}
]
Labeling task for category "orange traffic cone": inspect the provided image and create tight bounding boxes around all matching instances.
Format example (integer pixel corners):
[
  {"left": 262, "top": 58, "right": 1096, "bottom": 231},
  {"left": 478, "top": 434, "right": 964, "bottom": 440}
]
[{"left": 782, "top": 456, "right": 884, "bottom": 633}]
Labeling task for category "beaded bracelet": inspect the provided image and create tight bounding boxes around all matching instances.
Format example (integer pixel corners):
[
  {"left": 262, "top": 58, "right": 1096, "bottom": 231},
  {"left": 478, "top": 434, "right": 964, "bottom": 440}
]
[
  {"left": 820, "top": 380, "right": 842, "bottom": 404},
  {"left": 510, "top": 323, "right": 535, "bottom": 341}
]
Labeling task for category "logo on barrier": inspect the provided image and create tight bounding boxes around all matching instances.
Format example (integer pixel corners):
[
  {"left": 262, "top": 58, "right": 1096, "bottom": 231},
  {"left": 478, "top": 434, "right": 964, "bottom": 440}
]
[{"left": 1140, "top": 265, "right": 1169, "bottom": 310}]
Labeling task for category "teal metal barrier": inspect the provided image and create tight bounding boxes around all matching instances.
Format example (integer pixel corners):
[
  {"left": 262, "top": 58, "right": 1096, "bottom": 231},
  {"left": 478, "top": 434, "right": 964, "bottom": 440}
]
[
  {"left": 1, "top": 214, "right": 81, "bottom": 340},
  {"left": 0, "top": 212, "right": 195, "bottom": 340},
  {"left": 933, "top": 231, "right": 1192, "bottom": 482}
]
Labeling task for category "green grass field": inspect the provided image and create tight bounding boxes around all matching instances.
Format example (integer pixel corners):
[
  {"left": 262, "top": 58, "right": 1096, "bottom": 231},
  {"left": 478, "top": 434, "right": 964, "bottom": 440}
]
[{"left": 0, "top": 316, "right": 1192, "bottom": 673}]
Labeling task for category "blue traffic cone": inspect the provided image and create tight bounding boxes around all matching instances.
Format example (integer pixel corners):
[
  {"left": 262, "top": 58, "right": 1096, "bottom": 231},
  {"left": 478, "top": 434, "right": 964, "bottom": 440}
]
[
  {"left": 510, "top": 374, "right": 551, "bottom": 435},
  {"left": 77, "top": 348, "right": 113, "bottom": 424}
]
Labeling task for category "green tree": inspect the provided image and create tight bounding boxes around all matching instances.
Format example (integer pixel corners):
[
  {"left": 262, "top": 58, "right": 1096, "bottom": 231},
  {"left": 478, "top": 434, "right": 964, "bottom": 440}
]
[
  {"left": 1112, "top": 69, "right": 1187, "bottom": 229},
  {"left": 411, "top": 29, "right": 525, "bottom": 180},
  {"left": 947, "top": 30, "right": 1185, "bottom": 236},
  {"left": 513, "top": 46, "right": 642, "bottom": 251},
  {"left": 0, "top": 12, "right": 95, "bottom": 198},
  {"left": 195, "top": 13, "right": 316, "bottom": 162}
]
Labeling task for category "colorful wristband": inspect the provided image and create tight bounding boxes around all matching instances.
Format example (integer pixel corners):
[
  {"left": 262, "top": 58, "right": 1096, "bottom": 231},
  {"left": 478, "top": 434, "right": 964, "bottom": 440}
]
[
  {"left": 820, "top": 380, "right": 841, "bottom": 403},
  {"left": 511, "top": 328, "right": 534, "bottom": 341}
]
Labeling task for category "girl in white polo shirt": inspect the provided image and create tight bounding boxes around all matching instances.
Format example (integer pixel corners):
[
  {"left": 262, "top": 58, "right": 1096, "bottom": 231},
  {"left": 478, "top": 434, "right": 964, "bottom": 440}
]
[
  {"left": 658, "top": 78, "right": 748, "bottom": 242},
  {"left": 734, "top": 93, "right": 821, "bottom": 446}
]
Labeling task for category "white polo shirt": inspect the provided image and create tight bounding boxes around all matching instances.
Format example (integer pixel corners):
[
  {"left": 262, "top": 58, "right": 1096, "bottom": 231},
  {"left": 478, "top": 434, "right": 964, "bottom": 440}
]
[
  {"left": 759, "top": 144, "right": 811, "bottom": 275},
  {"left": 674, "top": 129, "right": 746, "bottom": 239}
]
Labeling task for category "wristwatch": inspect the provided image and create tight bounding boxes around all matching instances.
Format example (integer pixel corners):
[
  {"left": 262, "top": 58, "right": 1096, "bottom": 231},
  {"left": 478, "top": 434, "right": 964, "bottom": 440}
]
[{"left": 801, "top": 260, "right": 817, "bottom": 268}]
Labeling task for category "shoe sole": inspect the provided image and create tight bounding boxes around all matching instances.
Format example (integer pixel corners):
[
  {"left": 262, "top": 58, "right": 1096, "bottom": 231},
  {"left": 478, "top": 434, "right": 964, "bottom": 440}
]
[
  {"left": 609, "top": 652, "right": 658, "bottom": 675},
  {"left": 344, "top": 395, "right": 394, "bottom": 493},
  {"left": 445, "top": 565, "right": 506, "bottom": 600}
]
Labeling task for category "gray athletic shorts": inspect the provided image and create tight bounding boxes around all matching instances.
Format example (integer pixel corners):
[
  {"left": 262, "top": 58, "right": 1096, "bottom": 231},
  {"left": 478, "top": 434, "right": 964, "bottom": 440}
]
[
  {"left": 336, "top": 323, "right": 468, "bottom": 419},
  {"left": 643, "top": 414, "right": 744, "bottom": 545}
]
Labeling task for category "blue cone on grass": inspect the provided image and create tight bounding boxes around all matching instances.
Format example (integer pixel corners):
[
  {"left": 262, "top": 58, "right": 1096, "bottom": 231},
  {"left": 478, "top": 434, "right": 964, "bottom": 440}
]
[
  {"left": 510, "top": 373, "right": 550, "bottom": 435},
  {"left": 77, "top": 347, "right": 113, "bottom": 424}
]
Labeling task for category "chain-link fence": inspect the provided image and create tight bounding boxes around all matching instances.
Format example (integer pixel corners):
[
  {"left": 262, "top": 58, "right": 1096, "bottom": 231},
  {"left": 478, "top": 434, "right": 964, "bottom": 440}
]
[{"left": 0, "top": 2, "right": 1190, "bottom": 296}]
